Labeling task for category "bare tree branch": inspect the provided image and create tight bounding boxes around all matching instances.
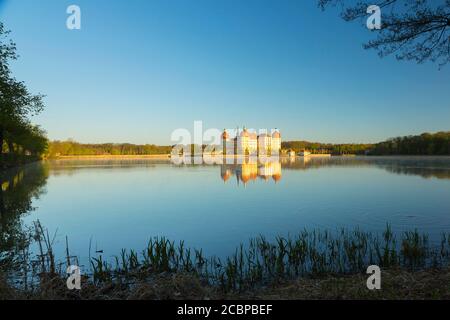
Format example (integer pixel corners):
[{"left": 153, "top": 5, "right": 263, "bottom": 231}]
[{"left": 318, "top": 0, "right": 450, "bottom": 67}]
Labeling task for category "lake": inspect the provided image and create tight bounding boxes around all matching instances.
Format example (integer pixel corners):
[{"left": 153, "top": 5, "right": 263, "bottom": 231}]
[{"left": 2, "top": 156, "right": 450, "bottom": 266}]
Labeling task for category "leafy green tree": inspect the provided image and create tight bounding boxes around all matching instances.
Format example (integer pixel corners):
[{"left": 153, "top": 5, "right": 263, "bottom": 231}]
[
  {"left": 371, "top": 132, "right": 450, "bottom": 155},
  {"left": 0, "top": 22, "right": 46, "bottom": 163},
  {"left": 46, "top": 140, "right": 172, "bottom": 157}
]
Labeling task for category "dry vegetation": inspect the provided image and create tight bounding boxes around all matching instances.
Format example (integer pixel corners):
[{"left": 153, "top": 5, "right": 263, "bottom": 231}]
[
  {"left": 1, "top": 223, "right": 450, "bottom": 300},
  {"left": 2, "top": 268, "right": 450, "bottom": 300}
]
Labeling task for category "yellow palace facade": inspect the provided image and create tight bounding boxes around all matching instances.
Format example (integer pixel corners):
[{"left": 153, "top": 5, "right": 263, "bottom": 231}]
[{"left": 221, "top": 128, "right": 281, "bottom": 156}]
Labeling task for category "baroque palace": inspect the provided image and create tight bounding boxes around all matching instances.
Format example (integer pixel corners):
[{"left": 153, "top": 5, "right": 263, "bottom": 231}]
[{"left": 221, "top": 128, "right": 281, "bottom": 156}]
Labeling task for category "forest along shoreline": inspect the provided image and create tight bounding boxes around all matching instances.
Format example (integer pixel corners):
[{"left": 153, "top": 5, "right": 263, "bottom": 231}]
[{"left": 50, "top": 154, "right": 171, "bottom": 160}]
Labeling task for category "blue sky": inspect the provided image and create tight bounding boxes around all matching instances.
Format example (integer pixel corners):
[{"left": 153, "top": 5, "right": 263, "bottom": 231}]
[{"left": 1, "top": 0, "right": 449, "bottom": 144}]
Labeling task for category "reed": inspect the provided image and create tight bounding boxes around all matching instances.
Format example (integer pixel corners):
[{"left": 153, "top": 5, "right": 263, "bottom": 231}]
[
  {"left": 84, "top": 226, "right": 450, "bottom": 292},
  {"left": 6, "top": 223, "right": 450, "bottom": 294}
]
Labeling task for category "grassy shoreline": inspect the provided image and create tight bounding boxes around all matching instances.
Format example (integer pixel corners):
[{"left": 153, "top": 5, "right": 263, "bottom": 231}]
[
  {"left": 3, "top": 268, "right": 450, "bottom": 300},
  {"left": 2, "top": 224, "right": 450, "bottom": 300}
]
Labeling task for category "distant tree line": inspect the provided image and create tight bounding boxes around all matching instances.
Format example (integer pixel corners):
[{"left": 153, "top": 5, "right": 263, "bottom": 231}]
[
  {"left": 283, "top": 132, "right": 450, "bottom": 156},
  {"left": 282, "top": 141, "right": 372, "bottom": 155},
  {"left": 51, "top": 132, "right": 450, "bottom": 157},
  {"left": 370, "top": 132, "right": 450, "bottom": 155},
  {"left": 47, "top": 140, "right": 172, "bottom": 157},
  {"left": 1, "top": 22, "right": 47, "bottom": 168}
]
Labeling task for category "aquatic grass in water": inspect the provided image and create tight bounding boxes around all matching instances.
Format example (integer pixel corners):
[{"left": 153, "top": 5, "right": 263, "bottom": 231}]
[
  {"left": 7, "top": 223, "right": 450, "bottom": 293},
  {"left": 85, "top": 226, "right": 450, "bottom": 292}
]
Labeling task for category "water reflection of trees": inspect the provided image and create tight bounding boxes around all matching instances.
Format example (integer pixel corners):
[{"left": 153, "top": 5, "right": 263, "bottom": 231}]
[
  {"left": 44, "top": 159, "right": 168, "bottom": 177},
  {"left": 0, "top": 163, "right": 48, "bottom": 271},
  {"left": 39, "top": 156, "right": 450, "bottom": 183},
  {"left": 281, "top": 156, "right": 450, "bottom": 180},
  {"left": 382, "top": 165, "right": 450, "bottom": 180}
]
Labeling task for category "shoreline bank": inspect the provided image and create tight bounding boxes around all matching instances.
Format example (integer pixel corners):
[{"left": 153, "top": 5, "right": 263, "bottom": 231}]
[
  {"left": 0, "top": 155, "right": 41, "bottom": 171},
  {"left": 2, "top": 225, "right": 450, "bottom": 300},
  {"left": 2, "top": 267, "right": 449, "bottom": 300},
  {"left": 46, "top": 154, "right": 450, "bottom": 160},
  {"left": 49, "top": 154, "right": 171, "bottom": 160}
]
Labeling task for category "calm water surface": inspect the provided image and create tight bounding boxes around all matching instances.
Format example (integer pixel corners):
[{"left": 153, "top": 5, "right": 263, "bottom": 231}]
[{"left": 3, "top": 156, "right": 450, "bottom": 264}]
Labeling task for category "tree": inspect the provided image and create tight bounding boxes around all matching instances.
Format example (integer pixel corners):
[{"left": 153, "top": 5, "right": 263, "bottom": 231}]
[
  {"left": 0, "top": 23, "right": 16, "bottom": 79},
  {"left": 370, "top": 131, "right": 450, "bottom": 155},
  {"left": 319, "top": 0, "right": 450, "bottom": 66},
  {"left": 0, "top": 22, "right": 45, "bottom": 161},
  {"left": 10, "top": 122, "right": 47, "bottom": 156}
]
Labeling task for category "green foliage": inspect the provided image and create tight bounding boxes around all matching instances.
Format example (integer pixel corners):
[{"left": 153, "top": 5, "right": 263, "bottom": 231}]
[
  {"left": 282, "top": 141, "right": 372, "bottom": 155},
  {"left": 46, "top": 140, "right": 172, "bottom": 157},
  {"left": 370, "top": 132, "right": 450, "bottom": 155},
  {"left": 4, "top": 219, "right": 450, "bottom": 294},
  {"left": 283, "top": 132, "right": 450, "bottom": 156},
  {"left": 0, "top": 22, "right": 47, "bottom": 166},
  {"left": 88, "top": 227, "right": 450, "bottom": 292}
]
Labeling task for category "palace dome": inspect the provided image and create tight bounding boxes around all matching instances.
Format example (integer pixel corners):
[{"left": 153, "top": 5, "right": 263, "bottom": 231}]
[
  {"left": 272, "top": 173, "right": 282, "bottom": 182},
  {"left": 272, "top": 131, "right": 281, "bottom": 139},
  {"left": 240, "top": 129, "right": 249, "bottom": 137},
  {"left": 241, "top": 174, "right": 251, "bottom": 183},
  {"left": 221, "top": 130, "right": 229, "bottom": 140},
  {"left": 221, "top": 170, "right": 231, "bottom": 182}
]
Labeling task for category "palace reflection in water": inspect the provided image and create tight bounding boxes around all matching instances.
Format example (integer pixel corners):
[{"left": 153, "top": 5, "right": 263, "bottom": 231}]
[
  {"left": 221, "top": 160, "right": 282, "bottom": 185},
  {"left": 170, "top": 154, "right": 450, "bottom": 185}
]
